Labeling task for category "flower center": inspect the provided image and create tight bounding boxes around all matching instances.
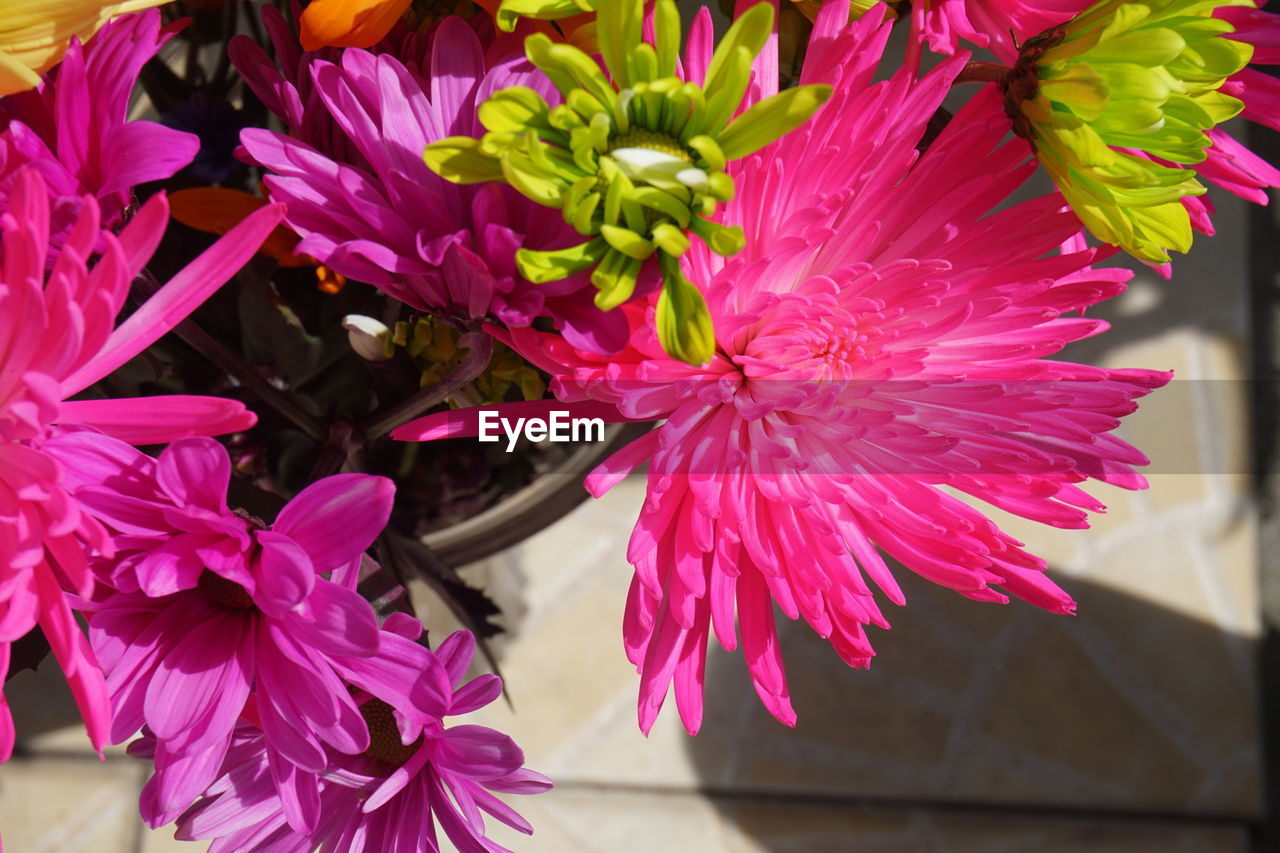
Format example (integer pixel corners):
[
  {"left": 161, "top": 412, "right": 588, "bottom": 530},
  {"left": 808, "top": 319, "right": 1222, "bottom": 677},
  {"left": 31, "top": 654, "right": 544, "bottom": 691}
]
[
  {"left": 196, "top": 569, "right": 256, "bottom": 610},
  {"left": 609, "top": 129, "right": 691, "bottom": 162},
  {"left": 359, "top": 699, "right": 423, "bottom": 768}
]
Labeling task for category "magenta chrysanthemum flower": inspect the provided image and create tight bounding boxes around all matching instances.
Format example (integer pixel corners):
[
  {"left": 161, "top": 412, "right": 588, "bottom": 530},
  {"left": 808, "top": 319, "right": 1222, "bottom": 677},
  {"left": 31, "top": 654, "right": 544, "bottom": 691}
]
[
  {"left": 0, "top": 166, "right": 281, "bottom": 762},
  {"left": 167, "top": 616, "right": 552, "bottom": 852},
  {"left": 0, "top": 11, "right": 200, "bottom": 256},
  {"left": 44, "top": 432, "right": 397, "bottom": 826},
  {"left": 234, "top": 13, "right": 628, "bottom": 354},
  {"left": 907, "top": 0, "right": 1086, "bottom": 60},
  {"left": 396, "top": 8, "right": 1170, "bottom": 734}
]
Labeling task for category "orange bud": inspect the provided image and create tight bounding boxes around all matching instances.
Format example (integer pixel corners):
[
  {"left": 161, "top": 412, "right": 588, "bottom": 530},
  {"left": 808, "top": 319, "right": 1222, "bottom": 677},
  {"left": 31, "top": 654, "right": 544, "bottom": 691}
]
[
  {"left": 298, "top": 0, "right": 412, "bottom": 50},
  {"left": 169, "top": 187, "right": 307, "bottom": 268}
]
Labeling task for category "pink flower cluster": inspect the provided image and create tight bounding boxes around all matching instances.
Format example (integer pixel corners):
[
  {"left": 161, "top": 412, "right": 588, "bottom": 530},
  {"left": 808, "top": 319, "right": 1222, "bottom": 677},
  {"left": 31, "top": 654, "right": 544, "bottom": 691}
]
[
  {"left": 1, "top": 0, "right": 1277, "bottom": 849},
  {"left": 0, "top": 9, "right": 547, "bottom": 850}
]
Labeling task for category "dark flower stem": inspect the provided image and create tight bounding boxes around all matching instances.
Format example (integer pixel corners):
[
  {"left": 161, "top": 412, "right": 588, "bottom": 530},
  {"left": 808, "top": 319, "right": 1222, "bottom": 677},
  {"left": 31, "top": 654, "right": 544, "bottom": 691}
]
[
  {"left": 173, "top": 318, "right": 330, "bottom": 442},
  {"left": 954, "top": 61, "right": 1012, "bottom": 85},
  {"left": 129, "top": 272, "right": 329, "bottom": 442},
  {"left": 359, "top": 332, "right": 494, "bottom": 441}
]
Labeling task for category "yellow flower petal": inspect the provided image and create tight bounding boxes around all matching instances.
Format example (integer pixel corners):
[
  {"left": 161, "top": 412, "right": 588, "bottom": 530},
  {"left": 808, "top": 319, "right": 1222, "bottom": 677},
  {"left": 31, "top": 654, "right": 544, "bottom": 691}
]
[{"left": 0, "top": 0, "right": 170, "bottom": 95}]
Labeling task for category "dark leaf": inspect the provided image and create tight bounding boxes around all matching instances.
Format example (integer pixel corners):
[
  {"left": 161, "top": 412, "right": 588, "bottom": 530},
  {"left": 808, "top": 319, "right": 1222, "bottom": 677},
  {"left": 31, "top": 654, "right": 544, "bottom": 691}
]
[{"left": 5, "top": 626, "right": 51, "bottom": 682}]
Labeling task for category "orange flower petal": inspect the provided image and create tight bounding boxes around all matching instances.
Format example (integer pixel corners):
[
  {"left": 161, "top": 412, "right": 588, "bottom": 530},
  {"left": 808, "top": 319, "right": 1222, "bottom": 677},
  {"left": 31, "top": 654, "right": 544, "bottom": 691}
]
[
  {"left": 169, "top": 187, "right": 307, "bottom": 267},
  {"left": 298, "top": 0, "right": 413, "bottom": 51}
]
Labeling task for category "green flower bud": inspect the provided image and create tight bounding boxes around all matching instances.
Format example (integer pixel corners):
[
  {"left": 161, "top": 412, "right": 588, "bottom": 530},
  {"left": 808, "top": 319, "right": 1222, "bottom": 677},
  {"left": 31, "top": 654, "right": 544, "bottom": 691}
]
[{"left": 1005, "top": 0, "right": 1254, "bottom": 263}]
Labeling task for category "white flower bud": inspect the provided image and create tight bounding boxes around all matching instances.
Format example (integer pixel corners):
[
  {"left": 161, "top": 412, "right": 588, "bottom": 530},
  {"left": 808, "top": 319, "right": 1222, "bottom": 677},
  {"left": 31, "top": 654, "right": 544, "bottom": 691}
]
[{"left": 341, "top": 314, "right": 393, "bottom": 362}]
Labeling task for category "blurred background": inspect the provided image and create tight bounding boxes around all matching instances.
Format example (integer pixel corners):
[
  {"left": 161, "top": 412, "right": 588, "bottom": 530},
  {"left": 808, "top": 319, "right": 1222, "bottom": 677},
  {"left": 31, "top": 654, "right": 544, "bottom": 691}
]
[{"left": 2, "top": 1, "right": 1278, "bottom": 851}]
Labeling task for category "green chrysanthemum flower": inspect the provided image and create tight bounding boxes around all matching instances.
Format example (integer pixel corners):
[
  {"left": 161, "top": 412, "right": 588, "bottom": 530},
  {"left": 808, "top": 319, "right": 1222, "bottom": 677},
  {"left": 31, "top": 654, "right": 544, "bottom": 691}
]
[
  {"left": 424, "top": 0, "right": 831, "bottom": 365},
  {"left": 1003, "top": 0, "right": 1254, "bottom": 264}
]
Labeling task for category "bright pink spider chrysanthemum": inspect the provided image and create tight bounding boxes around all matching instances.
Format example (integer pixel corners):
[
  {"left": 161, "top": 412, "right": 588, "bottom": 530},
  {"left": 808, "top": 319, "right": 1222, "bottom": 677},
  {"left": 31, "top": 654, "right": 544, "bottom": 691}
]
[
  {"left": 0, "top": 168, "right": 282, "bottom": 762},
  {"left": 396, "top": 5, "right": 1170, "bottom": 734},
  {"left": 167, "top": 617, "right": 552, "bottom": 853},
  {"left": 906, "top": 0, "right": 1086, "bottom": 60},
  {"left": 44, "top": 432, "right": 400, "bottom": 829}
]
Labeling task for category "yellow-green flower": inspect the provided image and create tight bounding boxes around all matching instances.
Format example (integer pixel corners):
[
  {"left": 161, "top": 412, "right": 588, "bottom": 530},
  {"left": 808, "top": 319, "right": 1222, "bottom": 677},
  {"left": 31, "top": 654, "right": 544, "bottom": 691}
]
[
  {"left": 425, "top": 0, "right": 831, "bottom": 365},
  {"left": 1005, "top": 0, "right": 1253, "bottom": 264}
]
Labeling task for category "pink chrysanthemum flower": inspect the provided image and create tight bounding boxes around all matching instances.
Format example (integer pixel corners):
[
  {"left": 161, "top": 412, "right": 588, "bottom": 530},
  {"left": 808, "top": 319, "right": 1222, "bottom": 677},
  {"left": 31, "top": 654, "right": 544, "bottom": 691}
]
[
  {"left": 0, "top": 167, "right": 281, "bottom": 762},
  {"left": 45, "top": 433, "right": 398, "bottom": 827},
  {"left": 0, "top": 11, "right": 200, "bottom": 256},
  {"left": 907, "top": 0, "right": 1086, "bottom": 60},
  {"left": 234, "top": 13, "right": 628, "bottom": 354},
  {"left": 167, "top": 616, "right": 552, "bottom": 852},
  {"left": 396, "top": 7, "right": 1170, "bottom": 734}
]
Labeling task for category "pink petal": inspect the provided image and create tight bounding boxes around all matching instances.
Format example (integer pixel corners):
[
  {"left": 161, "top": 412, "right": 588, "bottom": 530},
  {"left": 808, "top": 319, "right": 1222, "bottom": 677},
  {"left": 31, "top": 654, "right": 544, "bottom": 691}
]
[
  {"left": 157, "top": 438, "right": 232, "bottom": 512},
  {"left": 61, "top": 202, "right": 286, "bottom": 395},
  {"left": 143, "top": 608, "right": 254, "bottom": 742},
  {"left": 253, "top": 532, "right": 316, "bottom": 617},
  {"left": 59, "top": 397, "right": 258, "bottom": 445},
  {"left": 272, "top": 474, "right": 394, "bottom": 573},
  {"left": 281, "top": 578, "right": 380, "bottom": 657}
]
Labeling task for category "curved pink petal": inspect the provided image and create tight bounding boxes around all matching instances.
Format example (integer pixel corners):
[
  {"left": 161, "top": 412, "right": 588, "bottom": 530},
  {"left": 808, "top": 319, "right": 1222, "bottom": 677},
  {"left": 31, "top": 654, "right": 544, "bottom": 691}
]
[
  {"left": 156, "top": 438, "right": 233, "bottom": 512},
  {"left": 254, "top": 532, "right": 317, "bottom": 618},
  {"left": 59, "top": 396, "right": 257, "bottom": 444},
  {"left": 272, "top": 474, "right": 394, "bottom": 573},
  {"left": 61, "top": 202, "right": 286, "bottom": 396}
]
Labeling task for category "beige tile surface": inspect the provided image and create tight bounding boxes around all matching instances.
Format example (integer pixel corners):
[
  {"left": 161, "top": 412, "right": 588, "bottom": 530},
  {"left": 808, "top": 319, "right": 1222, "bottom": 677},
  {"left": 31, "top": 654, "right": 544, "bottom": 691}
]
[{"left": 0, "top": 758, "right": 143, "bottom": 853}]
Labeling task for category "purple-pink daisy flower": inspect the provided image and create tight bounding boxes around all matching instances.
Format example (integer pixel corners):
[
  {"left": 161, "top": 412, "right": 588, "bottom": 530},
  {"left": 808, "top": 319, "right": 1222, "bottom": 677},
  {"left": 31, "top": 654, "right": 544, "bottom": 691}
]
[
  {"left": 0, "top": 166, "right": 281, "bottom": 762},
  {"left": 166, "top": 616, "right": 552, "bottom": 852},
  {"left": 234, "top": 13, "right": 628, "bottom": 354},
  {"left": 396, "top": 8, "right": 1170, "bottom": 734},
  {"left": 45, "top": 432, "right": 397, "bottom": 826}
]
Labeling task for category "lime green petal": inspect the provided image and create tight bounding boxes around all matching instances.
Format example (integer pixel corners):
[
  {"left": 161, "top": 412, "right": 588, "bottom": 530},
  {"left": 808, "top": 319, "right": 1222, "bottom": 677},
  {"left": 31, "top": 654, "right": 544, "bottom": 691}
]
[
  {"left": 656, "top": 254, "right": 715, "bottom": 366},
  {"left": 516, "top": 237, "right": 609, "bottom": 283},
  {"left": 600, "top": 223, "right": 657, "bottom": 259},
  {"left": 423, "top": 137, "right": 506, "bottom": 184},
  {"left": 496, "top": 0, "right": 594, "bottom": 31},
  {"left": 591, "top": 249, "right": 643, "bottom": 310},
  {"left": 654, "top": 0, "right": 681, "bottom": 79},
  {"left": 478, "top": 87, "right": 551, "bottom": 134},
  {"left": 717, "top": 84, "right": 834, "bottom": 159},
  {"left": 690, "top": 216, "right": 745, "bottom": 256},
  {"left": 595, "top": 0, "right": 644, "bottom": 87},
  {"left": 704, "top": 1, "right": 774, "bottom": 96}
]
